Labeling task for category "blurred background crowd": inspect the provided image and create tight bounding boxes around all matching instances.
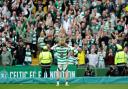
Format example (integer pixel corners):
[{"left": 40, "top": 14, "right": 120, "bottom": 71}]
[{"left": 0, "top": 0, "right": 128, "bottom": 76}]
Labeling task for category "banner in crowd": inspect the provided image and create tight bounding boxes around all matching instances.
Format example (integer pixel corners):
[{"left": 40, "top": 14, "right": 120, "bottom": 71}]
[{"left": 0, "top": 65, "right": 76, "bottom": 79}]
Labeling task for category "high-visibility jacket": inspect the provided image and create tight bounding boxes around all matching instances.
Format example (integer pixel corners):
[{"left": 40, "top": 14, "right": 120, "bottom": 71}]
[
  {"left": 77, "top": 50, "right": 86, "bottom": 65},
  {"left": 114, "top": 51, "right": 127, "bottom": 65},
  {"left": 39, "top": 51, "right": 52, "bottom": 64}
]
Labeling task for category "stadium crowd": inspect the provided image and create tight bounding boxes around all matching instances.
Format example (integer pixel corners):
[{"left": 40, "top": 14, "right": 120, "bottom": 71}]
[{"left": 0, "top": 0, "right": 128, "bottom": 76}]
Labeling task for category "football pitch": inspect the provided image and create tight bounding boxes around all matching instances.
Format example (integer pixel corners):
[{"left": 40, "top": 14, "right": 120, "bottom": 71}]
[{"left": 0, "top": 84, "right": 128, "bottom": 89}]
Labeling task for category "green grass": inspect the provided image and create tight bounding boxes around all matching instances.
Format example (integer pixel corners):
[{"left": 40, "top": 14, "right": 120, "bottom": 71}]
[{"left": 0, "top": 84, "right": 128, "bottom": 89}]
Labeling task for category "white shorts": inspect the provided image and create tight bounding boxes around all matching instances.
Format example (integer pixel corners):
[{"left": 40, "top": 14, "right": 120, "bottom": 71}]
[{"left": 57, "top": 64, "right": 68, "bottom": 72}]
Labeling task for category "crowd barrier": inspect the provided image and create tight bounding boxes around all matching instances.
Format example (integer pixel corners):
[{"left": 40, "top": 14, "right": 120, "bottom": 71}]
[
  {"left": 0, "top": 65, "right": 109, "bottom": 79},
  {"left": 0, "top": 65, "right": 128, "bottom": 84},
  {"left": 0, "top": 77, "right": 128, "bottom": 84},
  {"left": 0, "top": 65, "right": 76, "bottom": 78}
]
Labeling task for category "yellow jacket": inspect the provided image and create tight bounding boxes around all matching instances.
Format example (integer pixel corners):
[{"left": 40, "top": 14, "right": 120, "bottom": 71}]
[
  {"left": 114, "top": 51, "right": 127, "bottom": 65},
  {"left": 32, "top": 0, "right": 48, "bottom": 14},
  {"left": 77, "top": 50, "right": 86, "bottom": 65},
  {"left": 39, "top": 51, "right": 52, "bottom": 64}
]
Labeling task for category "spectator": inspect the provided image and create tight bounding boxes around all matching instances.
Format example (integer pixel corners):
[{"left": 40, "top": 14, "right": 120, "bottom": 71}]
[
  {"left": 105, "top": 48, "right": 115, "bottom": 66},
  {"left": 32, "top": 24, "right": 37, "bottom": 58},
  {"left": 38, "top": 31, "right": 46, "bottom": 52},
  {"left": 122, "top": 66, "right": 128, "bottom": 76},
  {"left": 62, "top": 15, "right": 71, "bottom": 34},
  {"left": 24, "top": 44, "right": 32, "bottom": 65},
  {"left": 106, "top": 66, "right": 119, "bottom": 76},
  {"left": 68, "top": 50, "right": 77, "bottom": 65},
  {"left": 84, "top": 66, "right": 95, "bottom": 76},
  {"left": 87, "top": 48, "right": 98, "bottom": 68},
  {"left": 97, "top": 47, "right": 106, "bottom": 68},
  {"left": 45, "top": 13, "right": 53, "bottom": 27},
  {"left": 35, "top": 6, "right": 45, "bottom": 18},
  {"left": 77, "top": 47, "right": 86, "bottom": 66},
  {"left": 15, "top": 40, "right": 25, "bottom": 65},
  {"left": 1, "top": 46, "right": 13, "bottom": 66}
]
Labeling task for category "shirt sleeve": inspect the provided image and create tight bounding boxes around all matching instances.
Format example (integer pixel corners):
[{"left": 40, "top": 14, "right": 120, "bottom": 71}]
[
  {"left": 114, "top": 53, "right": 118, "bottom": 65},
  {"left": 49, "top": 52, "right": 53, "bottom": 62},
  {"left": 39, "top": 52, "right": 43, "bottom": 63}
]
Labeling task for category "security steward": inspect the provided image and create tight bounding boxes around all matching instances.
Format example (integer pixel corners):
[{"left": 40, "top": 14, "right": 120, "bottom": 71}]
[
  {"left": 114, "top": 44, "right": 127, "bottom": 76},
  {"left": 39, "top": 46, "right": 52, "bottom": 78}
]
